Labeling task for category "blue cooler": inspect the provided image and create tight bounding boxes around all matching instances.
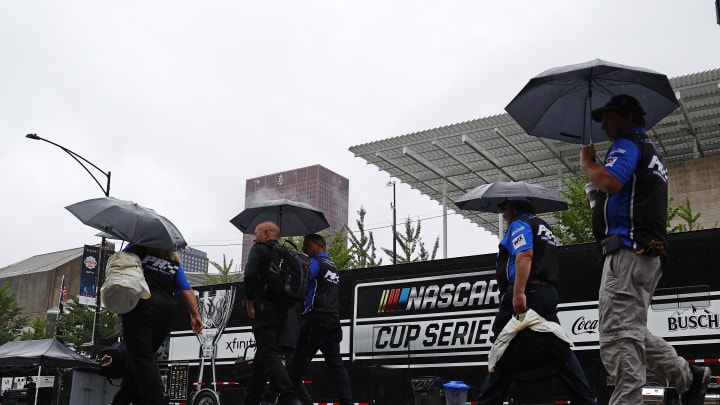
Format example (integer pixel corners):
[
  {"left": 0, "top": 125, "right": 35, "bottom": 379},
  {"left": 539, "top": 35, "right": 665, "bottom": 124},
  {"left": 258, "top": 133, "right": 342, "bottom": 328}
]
[{"left": 442, "top": 381, "right": 470, "bottom": 405}]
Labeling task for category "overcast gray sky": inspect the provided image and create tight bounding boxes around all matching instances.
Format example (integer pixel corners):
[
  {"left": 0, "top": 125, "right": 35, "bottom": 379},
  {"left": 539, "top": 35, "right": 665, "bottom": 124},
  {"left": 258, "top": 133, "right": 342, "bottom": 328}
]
[{"left": 2, "top": 1, "right": 719, "bottom": 269}]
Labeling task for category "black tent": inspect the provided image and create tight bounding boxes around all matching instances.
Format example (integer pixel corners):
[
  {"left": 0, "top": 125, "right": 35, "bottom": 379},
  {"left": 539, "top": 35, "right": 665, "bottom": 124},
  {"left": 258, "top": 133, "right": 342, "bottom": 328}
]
[{"left": 0, "top": 338, "right": 98, "bottom": 370}]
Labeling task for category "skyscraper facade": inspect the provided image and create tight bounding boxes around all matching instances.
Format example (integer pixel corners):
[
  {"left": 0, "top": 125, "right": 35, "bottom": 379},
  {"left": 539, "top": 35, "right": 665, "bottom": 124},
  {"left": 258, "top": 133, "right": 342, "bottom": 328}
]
[
  {"left": 242, "top": 164, "right": 349, "bottom": 268},
  {"left": 179, "top": 246, "right": 209, "bottom": 273}
]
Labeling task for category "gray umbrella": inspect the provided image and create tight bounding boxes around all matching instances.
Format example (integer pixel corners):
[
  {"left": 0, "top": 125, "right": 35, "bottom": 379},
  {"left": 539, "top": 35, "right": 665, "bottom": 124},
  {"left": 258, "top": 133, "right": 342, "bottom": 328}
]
[
  {"left": 454, "top": 181, "right": 568, "bottom": 214},
  {"left": 230, "top": 198, "right": 330, "bottom": 237},
  {"left": 65, "top": 196, "right": 187, "bottom": 251},
  {"left": 505, "top": 58, "right": 679, "bottom": 144}
]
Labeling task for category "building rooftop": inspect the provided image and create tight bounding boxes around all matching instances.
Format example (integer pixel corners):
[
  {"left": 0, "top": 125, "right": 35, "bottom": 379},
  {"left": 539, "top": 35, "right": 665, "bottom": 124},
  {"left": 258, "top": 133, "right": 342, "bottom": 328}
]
[{"left": 0, "top": 248, "right": 83, "bottom": 279}]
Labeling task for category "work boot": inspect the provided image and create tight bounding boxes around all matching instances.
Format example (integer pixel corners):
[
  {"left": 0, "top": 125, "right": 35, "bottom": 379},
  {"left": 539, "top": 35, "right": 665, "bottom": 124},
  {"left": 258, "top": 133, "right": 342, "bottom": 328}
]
[{"left": 681, "top": 365, "right": 711, "bottom": 405}]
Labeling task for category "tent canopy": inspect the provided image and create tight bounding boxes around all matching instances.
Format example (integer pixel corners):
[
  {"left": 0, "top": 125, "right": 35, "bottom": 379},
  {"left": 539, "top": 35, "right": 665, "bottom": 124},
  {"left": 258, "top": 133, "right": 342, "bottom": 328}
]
[{"left": 0, "top": 338, "right": 99, "bottom": 370}]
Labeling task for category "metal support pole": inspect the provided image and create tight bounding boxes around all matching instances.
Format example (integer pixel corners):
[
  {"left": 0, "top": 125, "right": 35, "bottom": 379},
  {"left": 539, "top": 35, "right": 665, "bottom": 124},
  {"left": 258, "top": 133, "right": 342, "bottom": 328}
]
[
  {"left": 498, "top": 213, "right": 504, "bottom": 238},
  {"left": 442, "top": 180, "right": 447, "bottom": 259},
  {"left": 387, "top": 181, "right": 397, "bottom": 265}
]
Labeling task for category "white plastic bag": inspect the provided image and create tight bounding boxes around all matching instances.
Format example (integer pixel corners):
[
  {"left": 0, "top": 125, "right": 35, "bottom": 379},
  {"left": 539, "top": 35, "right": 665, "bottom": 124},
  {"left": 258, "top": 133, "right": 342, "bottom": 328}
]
[
  {"left": 487, "top": 309, "right": 573, "bottom": 371},
  {"left": 100, "top": 251, "right": 151, "bottom": 314}
]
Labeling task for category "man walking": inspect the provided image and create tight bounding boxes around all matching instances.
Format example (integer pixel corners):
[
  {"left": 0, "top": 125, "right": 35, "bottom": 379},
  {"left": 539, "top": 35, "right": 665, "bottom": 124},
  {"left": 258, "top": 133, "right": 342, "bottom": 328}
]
[
  {"left": 476, "top": 197, "right": 596, "bottom": 405},
  {"left": 244, "top": 221, "right": 301, "bottom": 405},
  {"left": 288, "top": 233, "right": 353, "bottom": 405},
  {"left": 580, "top": 94, "right": 710, "bottom": 405}
]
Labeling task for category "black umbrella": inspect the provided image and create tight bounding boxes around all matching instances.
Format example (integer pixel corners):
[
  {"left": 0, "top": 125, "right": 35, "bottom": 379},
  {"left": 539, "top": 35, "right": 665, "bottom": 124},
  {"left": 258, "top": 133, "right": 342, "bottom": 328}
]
[
  {"left": 505, "top": 59, "right": 679, "bottom": 144},
  {"left": 65, "top": 196, "right": 187, "bottom": 251},
  {"left": 454, "top": 181, "right": 567, "bottom": 214},
  {"left": 230, "top": 198, "right": 330, "bottom": 237}
]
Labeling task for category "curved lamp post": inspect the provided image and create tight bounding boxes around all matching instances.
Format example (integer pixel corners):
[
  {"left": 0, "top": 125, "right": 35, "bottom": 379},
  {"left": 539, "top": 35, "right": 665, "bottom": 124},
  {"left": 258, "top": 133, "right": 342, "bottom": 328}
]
[{"left": 26, "top": 133, "right": 111, "bottom": 346}]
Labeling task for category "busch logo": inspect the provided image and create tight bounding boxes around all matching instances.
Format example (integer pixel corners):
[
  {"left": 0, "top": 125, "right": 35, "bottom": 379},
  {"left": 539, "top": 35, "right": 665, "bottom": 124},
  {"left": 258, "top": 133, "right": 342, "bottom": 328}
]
[
  {"left": 668, "top": 307, "right": 719, "bottom": 331},
  {"left": 571, "top": 316, "right": 598, "bottom": 335}
]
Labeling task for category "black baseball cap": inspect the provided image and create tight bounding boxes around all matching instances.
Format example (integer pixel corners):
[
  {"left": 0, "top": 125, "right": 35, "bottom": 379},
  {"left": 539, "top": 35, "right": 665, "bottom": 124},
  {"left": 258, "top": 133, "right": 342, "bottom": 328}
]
[
  {"left": 498, "top": 197, "right": 535, "bottom": 210},
  {"left": 591, "top": 94, "right": 646, "bottom": 122}
]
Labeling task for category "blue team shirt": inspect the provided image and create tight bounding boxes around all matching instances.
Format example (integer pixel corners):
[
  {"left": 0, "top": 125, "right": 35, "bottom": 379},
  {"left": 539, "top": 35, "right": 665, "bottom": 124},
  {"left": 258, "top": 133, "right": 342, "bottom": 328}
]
[
  {"left": 304, "top": 251, "right": 329, "bottom": 314},
  {"left": 499, "top": 214, "right": 534, "bottom": 283},
  {"left": 603, "top": 127, "right": 644, "bottom": 248}
]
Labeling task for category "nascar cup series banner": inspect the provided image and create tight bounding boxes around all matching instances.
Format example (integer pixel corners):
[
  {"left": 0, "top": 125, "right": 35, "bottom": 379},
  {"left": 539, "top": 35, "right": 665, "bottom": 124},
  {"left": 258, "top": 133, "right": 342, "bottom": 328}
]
[
  {"left": 352, "top": 271, "right": 720, "bottom": 369},
  {"left": 352, "top": 270, "right": 502, "bottom": 368}
]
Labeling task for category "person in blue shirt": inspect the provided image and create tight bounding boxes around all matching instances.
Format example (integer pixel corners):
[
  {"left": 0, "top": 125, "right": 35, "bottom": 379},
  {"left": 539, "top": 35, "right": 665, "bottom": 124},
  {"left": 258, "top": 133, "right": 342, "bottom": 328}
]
[
  {"left": 581, "top": 94, "right": 709, "bottom": 405},
  {"left": 288, "top": 233, "right": 352, "bottom": 405},
  {"left": 111, "top": 244, "right": 202, "bottom": 405},
  {"left": 476, "top": 198, "right": 596, "bottom": 405}
]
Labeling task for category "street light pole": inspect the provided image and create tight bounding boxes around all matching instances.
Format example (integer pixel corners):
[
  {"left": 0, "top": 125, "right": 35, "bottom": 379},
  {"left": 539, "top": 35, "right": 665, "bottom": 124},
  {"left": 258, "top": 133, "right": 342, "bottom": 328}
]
[
  {"left": 386, "top": 181, "right": 397, "bottom": 265},
  {"left": 26, "top": 134, "right": 111, "bottom": 197},
  {"left": 26, "top": 133, "right": 111, "bottom": 347}
]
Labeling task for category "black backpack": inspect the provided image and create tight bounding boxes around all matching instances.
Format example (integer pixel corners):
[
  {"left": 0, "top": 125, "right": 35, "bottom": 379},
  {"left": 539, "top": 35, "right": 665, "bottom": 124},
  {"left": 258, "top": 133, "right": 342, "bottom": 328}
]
[{"left": 263, "top": 240, "right": 311, "bottom": 304}]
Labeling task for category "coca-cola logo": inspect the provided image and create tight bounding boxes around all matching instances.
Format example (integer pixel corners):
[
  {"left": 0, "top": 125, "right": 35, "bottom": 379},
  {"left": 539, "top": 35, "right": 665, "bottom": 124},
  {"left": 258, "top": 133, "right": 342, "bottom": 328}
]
[{"left": 571, "top": 316, "right": 598, "bottom": 335}]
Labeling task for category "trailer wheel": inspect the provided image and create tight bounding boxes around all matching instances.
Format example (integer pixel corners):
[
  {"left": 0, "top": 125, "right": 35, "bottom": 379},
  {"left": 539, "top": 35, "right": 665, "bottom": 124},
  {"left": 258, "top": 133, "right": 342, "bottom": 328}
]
[{"left": 191, "top": 389, "right": 220, "bottom": 405}]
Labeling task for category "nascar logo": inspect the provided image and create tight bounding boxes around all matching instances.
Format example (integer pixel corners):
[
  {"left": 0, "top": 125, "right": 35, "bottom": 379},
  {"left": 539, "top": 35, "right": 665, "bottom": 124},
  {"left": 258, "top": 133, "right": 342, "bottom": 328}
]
[{"left": 377, "top": 281, "right": 500, "bottom": 313}]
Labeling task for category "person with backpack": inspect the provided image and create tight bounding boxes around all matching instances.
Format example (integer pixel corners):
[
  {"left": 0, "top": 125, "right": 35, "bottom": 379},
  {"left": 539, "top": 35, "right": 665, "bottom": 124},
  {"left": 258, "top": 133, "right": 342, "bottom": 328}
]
[
  {"left": 288, "top": 233, "right": 353, "bottom": 405},
  {"left": 244, "top": 221, "right": 302, "bottom": 405}
]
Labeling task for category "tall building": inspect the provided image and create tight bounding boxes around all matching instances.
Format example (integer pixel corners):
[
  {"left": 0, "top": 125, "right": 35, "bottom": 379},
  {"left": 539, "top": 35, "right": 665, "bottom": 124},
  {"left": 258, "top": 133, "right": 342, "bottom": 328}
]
[
  {"left": 179, "top": 246, "right": 209, "bottom": 273},
  {"left": 242, "top": 164, "right": 349, "bottom": 268}
]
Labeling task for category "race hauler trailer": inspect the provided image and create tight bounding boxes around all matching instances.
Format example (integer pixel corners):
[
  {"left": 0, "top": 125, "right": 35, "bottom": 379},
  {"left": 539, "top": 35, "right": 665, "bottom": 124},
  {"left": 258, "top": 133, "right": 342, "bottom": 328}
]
[{"left": 160, "top": 229, "right": 720, "bottom": 405}]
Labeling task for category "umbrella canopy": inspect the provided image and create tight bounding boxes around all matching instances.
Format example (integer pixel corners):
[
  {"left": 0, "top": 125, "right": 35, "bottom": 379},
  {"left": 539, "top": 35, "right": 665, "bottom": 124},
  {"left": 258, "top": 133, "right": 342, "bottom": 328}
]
[
  {"left": 0, "top": 338, "right": 99, "bottom": 369},
  {"left": 454, "top": 181, "right": 568, "bottom": 214},
  {"left": 230, "top": 198, "right": 330, "bottom": 237},
  {"left": 505, "top": 58, "right": 679, "bottom": 144},
  {"left": 65, "top": 196, "right": 187, "bottom": 251}
]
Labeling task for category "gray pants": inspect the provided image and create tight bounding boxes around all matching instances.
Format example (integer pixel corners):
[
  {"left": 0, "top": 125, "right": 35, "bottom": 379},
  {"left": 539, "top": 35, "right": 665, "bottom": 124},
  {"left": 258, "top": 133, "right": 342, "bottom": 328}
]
[{"left": 598, "top": 248, "right": 691, "bottom": 405}]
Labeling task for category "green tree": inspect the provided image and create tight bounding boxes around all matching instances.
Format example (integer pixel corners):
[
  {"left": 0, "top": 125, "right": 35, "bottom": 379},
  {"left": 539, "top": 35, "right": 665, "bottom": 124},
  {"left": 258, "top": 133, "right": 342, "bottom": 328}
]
[
  {"left": 381, "top": 216, "right": 439, "bottom": 263},
  {"left": 347, "top": 206, "right": 382, "bottom": 268},
  {"left": 20, "top": 317, "right": 49, "bottom": 340},
  {"left": 0, "top": 281, "right": 29, "bottom": 345},
  {"left": 554, "top": 176, "right": 594, "bottom": 245},
  {"left": 55, "top": 295, "right": 121, "bottom": 359},
  {"left": 667, "top": 196, "right": 717, "bottom": 232},
  {"left": 204, "top": 254, "right": 241, "bottom": 285},
  {"left": 325, "top": 226, "right": 352, "bottom": 271}
]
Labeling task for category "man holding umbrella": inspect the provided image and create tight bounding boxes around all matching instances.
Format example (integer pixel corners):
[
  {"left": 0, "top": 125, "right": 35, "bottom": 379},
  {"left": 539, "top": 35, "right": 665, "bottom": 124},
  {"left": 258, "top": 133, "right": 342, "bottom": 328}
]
[
  {"left": 580, "top": 94, "right": 710, "bottom": 405},
  {"left": 474, "top": 196, "right": 596, "bottom": 405},
  {"left": 244, "top": 221, "right": 302, "bottom": 405}
]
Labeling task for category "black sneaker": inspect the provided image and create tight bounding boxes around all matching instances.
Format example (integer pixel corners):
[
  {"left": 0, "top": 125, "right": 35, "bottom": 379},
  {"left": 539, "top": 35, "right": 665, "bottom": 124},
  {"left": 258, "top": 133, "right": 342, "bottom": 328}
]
[{"left": 681, "top": 365, "right": 711, "bottom": 405}]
